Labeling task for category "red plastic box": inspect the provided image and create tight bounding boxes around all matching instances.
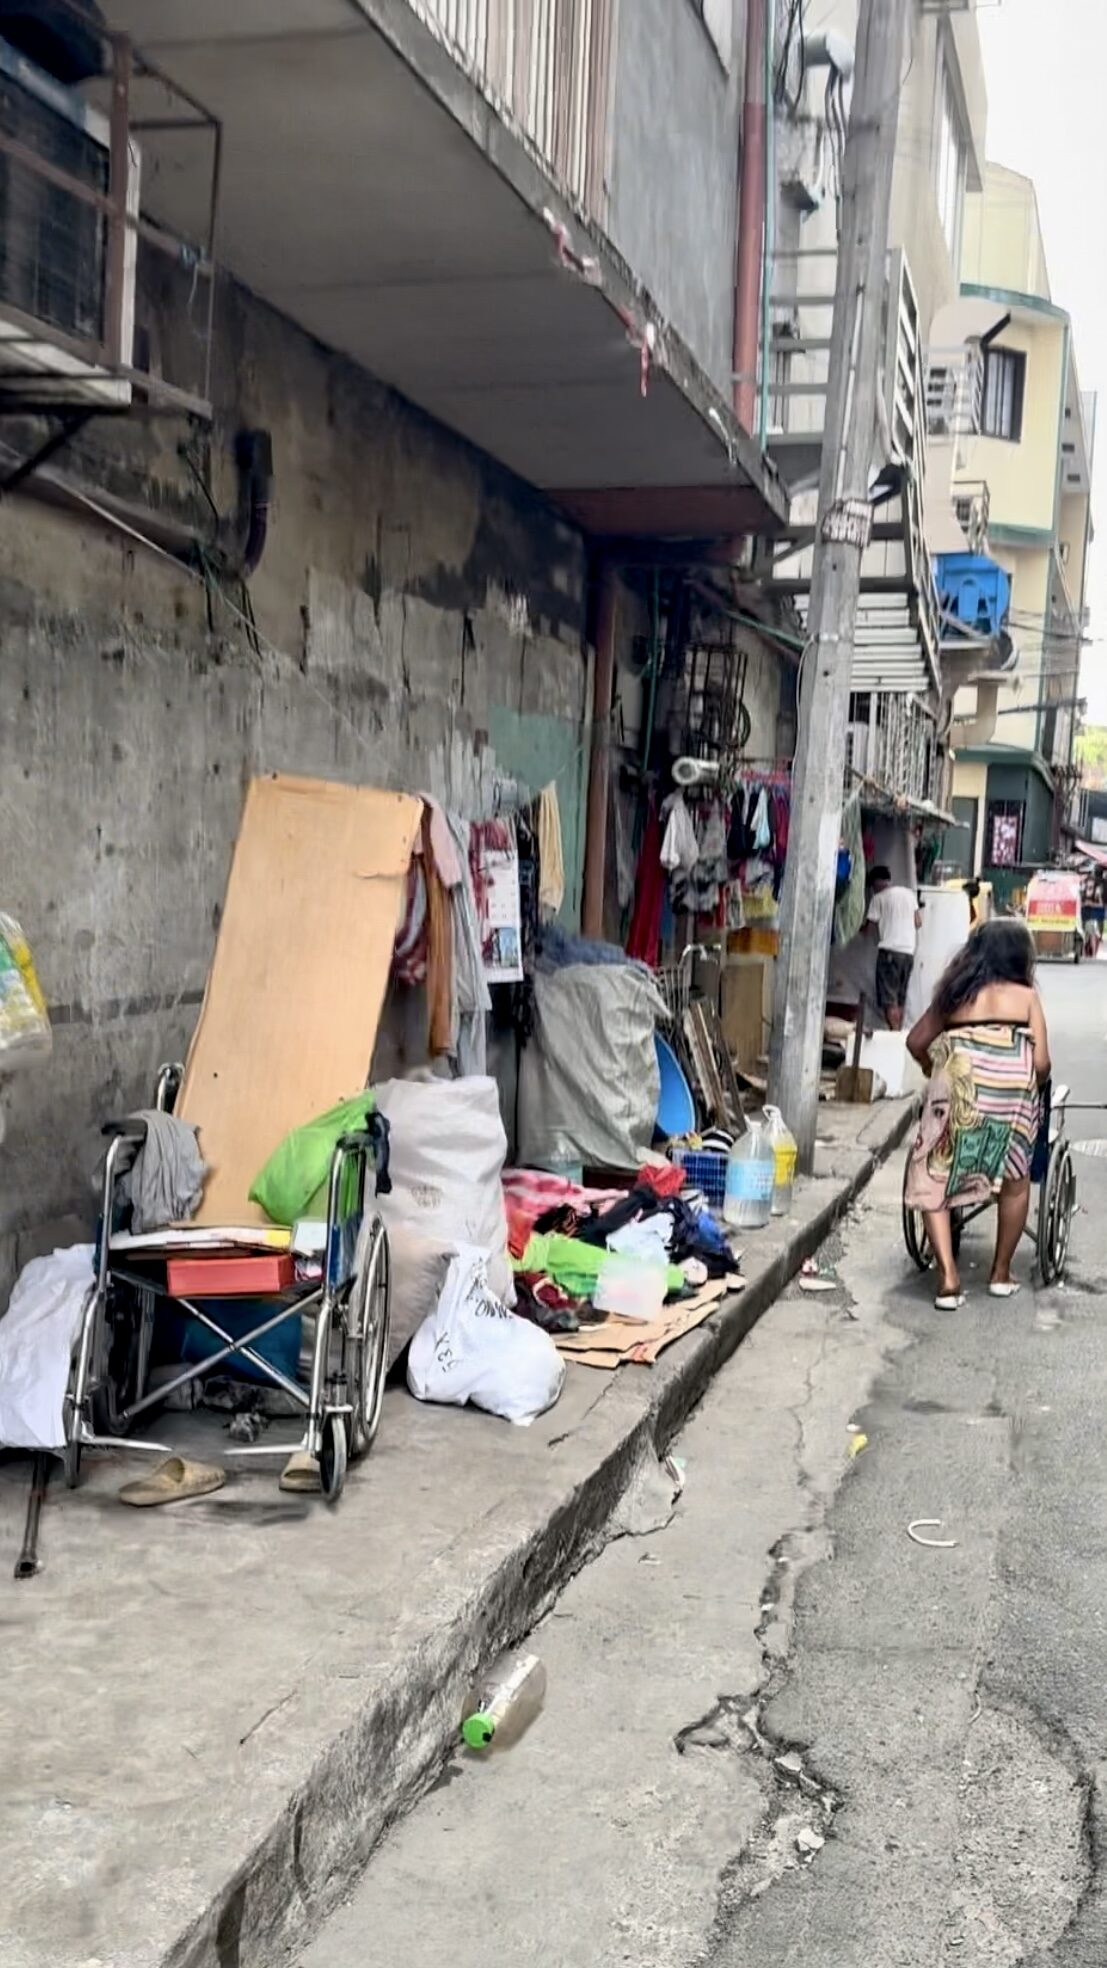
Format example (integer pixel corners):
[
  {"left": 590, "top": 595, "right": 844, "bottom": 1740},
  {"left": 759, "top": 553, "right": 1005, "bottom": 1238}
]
[{"left": 166, "top": 1253, "right": 296, "bottom": 1298}]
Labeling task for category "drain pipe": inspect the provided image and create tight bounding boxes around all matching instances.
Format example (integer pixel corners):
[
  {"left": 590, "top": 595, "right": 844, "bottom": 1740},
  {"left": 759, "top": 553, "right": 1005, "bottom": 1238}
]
[
  {"left": 581, "top": 560, "right": 619, "bottom": 940},
  {"left": 733, "top": 0, "right": 767, "bottom": 435}
]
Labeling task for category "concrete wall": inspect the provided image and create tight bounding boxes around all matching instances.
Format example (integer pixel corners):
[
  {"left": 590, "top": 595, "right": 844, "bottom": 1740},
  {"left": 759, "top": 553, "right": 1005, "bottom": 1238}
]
[
  {"left": 961, "top": 317, "right": 1066, "bottom": 538},
  {"left": 606, "top": 0, "right": 742, "bottom": 396},
  {"left": 0, "top": 275, "right": 592, "bottom": 1298},
  {"left": 962, "top": 164, "right": 1051, "bottom": 301}
]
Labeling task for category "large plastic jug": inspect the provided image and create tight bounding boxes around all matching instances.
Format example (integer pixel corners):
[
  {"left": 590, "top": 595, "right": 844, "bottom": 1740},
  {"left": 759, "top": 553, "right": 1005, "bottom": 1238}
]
[
  {"left": 763, "top": 1105, "right": 798, "bottom": 1216},
  {"left": 724, "top": 1120, "right": 775, "bottom": 1229}
]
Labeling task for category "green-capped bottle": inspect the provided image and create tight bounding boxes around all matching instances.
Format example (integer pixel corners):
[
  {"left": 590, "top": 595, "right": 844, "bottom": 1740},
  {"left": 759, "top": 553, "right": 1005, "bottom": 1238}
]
[{"left": 461, "top": 1651, "right": 547, "bottom": 1752}]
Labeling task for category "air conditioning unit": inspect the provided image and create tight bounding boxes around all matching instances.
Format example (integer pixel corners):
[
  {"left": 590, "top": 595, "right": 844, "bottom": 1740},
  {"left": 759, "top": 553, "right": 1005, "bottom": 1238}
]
[{"left": 0, "top": 38, "right": 138, "bottom": 405}]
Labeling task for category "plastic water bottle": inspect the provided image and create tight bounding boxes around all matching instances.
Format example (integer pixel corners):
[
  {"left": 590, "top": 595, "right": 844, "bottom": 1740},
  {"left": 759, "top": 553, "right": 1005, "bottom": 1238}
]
[
  {"left": 461, "top": 1651, "right": 547, "bottom": 1752},
  {"left": 763, "top": 1105, "right": 798, "bottom": 1216},
  {"left": 724, "top": 1119, "right": 775, "bottom": 1230}
]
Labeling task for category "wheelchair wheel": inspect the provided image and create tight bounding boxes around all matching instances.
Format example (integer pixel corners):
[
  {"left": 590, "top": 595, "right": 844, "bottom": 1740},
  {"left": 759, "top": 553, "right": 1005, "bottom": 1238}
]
[
  {"left": 319, "top": 1410, "right": 348, "bottom": 1503},
  {"left": 343, "top": 1217, "right": 391, "bottom": 1461},
  {"left": 1038, "top": 1140, "right": 1076, "bottom": 1286},
  {"left": 903, "top": 1174, "right": 962, "bottom": 1273}
]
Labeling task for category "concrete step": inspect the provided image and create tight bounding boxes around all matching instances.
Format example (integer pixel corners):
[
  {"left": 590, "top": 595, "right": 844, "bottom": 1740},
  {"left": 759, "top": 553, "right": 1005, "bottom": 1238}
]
[{"left": 0, "top": 1100, "right": 915, "bottom": 1968}]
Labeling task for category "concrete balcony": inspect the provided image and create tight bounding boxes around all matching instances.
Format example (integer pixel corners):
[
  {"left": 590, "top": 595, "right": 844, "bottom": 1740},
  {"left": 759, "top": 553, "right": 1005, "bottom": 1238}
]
[{"left": 96, "top": 0, "right": 785, "bottom": 545}]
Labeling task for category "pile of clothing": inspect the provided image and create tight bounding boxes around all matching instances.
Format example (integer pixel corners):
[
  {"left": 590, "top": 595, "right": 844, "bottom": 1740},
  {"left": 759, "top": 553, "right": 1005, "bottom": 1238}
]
[{"left": 503, "top": 1160, "right": 738, "bottom": 1341}]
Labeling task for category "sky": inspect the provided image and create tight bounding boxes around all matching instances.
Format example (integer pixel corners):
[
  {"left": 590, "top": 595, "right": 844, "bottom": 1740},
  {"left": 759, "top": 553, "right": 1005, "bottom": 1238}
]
[{"left": 976, "top": 0, "right": 1107, "bottom": 721}]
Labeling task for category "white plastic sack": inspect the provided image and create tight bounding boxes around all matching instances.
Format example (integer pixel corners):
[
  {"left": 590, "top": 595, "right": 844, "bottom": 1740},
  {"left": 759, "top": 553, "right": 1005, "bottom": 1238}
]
[
  {"left": 0, "top": 1244, "right": 93, "bottom": 1451},
  {"left": 518, "top": 965, "right": 666, "bottom": 1171},
  {"left": 375, "top": 1074, "right": 513, "bottom": 1301},
  {"left": 407, "top": 1244, "right": 564, "bottom": 1426}
]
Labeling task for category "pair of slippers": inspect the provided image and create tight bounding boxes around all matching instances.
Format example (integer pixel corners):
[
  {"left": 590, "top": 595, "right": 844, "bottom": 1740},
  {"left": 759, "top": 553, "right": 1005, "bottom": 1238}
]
[
  {"left": 934, "top": 1281, "right": 1021, "bottom": 1311},
  {"left": 117, "top": 1450, "right": 321, "bottom": 1506}
]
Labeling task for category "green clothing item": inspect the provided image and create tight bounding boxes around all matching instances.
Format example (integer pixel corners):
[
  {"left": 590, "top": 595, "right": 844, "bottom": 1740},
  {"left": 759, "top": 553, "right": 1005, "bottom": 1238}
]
[{"left": 516, "top": 1232, "right": 684, "bottom": 1302}]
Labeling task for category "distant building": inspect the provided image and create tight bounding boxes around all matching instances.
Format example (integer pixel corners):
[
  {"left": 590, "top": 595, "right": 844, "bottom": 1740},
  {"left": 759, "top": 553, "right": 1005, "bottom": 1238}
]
[{"left": 937, "top": 164, "right": 1096, "bottom": 899}]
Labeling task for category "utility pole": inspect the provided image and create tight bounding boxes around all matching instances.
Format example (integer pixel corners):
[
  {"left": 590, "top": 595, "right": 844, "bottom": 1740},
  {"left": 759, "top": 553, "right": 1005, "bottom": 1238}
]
[{"left": 768, "top": 0, "right": 912, "bottom": 1170}]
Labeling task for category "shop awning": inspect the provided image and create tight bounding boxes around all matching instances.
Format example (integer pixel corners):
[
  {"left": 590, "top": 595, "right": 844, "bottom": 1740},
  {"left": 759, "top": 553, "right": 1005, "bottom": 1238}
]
[{"left": 1075, "top": 839, "right": 1107, "bottom": 870}]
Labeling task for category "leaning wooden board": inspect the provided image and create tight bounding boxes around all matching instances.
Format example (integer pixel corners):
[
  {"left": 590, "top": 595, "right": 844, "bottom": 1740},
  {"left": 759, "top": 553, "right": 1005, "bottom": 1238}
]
[{"left": 177, "top": 774, "right": 422, "bottom": 1225}]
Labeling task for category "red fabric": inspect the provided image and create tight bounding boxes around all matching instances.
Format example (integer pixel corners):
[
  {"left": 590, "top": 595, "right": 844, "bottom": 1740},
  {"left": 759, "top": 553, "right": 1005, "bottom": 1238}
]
[
  {"left": 626, "top": 802, "right": 665, "bottom": 964},
  {"left": 636, "top": 1161, "right": 685, "bottom": 1200},
  {"left": 502, "top": 1168, "right": 624, "bottom": 1260}
]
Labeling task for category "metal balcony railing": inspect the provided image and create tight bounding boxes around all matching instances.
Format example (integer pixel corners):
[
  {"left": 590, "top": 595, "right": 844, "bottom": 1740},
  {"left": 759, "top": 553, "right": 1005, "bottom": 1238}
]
[
  {"left": 846, "top": 689, "right": 943, "bottom": 809},
  {"left": 952, "top": 478, "right": 991, "bottom": 553},
  {"left": 409, "top": 0, "right": 614, "bottom": 215},
  {"left": 925, "top": 344, "right": 984, "bottom": 439}
]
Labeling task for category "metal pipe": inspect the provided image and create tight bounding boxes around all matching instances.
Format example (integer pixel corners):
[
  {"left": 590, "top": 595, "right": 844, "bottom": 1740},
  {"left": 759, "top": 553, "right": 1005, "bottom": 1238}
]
[
  {"left": 104, "top": 33, "right": 133, "bottom": 370},
  {"left": 733, "top": 0, "right": 767, "bottom": 433},
  {"left": 758, "top": 4, "right": 774, "bottom": 447},
  {"left": 14, "top": 1454, "right": 50, "bottom": 1580},
  {"left": 581, "top": 560, "right": 619, "bottom": 940}
]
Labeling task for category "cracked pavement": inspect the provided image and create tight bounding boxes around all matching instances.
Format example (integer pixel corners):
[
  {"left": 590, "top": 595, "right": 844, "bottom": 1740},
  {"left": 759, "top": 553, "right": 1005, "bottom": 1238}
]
[{"left": 301, "top": 967, "right": 1107, "bottom": 1968}]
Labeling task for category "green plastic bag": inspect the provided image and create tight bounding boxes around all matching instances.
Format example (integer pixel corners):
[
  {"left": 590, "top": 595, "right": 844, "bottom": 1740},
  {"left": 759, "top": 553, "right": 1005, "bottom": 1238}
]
[{"left": 249, "top": 1092, "right": 377, "bottom": 1226}]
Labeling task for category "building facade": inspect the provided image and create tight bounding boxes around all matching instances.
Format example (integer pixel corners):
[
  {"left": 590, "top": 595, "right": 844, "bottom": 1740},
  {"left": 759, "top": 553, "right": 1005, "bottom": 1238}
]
[
  {"left": 0, "top": 0, "right": 792, "bottom": 1290},
  {"left": 769, "top": 0, "right": 987, "bottom": 840},
  {"left": 940, "top": 164, "right": 1096, "bottom": 893}
]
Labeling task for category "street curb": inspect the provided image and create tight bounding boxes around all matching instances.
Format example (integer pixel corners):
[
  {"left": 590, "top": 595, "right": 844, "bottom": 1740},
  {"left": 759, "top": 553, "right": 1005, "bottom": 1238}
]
[{"left": 167, "top": 1101, "right": 916, "bottom": 1968}]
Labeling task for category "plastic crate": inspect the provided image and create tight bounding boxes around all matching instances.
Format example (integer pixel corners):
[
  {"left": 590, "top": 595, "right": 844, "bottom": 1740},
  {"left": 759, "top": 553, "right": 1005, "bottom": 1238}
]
[{"left": 671, "top": 1148, "right": 728, "bottom": 1208}]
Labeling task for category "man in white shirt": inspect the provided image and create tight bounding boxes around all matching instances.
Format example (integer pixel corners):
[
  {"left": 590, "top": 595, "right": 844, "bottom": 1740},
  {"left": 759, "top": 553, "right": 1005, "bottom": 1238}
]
[{"left": 866, "top": 866, "right": 922, "bottom": 1031}]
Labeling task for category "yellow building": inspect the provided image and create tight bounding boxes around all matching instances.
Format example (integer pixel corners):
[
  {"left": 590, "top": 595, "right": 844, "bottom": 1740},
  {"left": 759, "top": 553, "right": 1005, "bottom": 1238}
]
[{"left": 936, "top": 166, "right": 1095, "bottom": 893}]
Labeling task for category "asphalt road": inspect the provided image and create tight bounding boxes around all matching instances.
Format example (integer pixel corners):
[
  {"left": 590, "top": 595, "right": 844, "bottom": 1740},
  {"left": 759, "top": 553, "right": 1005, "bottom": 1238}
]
[{"left": 303, "top": 961, "right": 1107, "bottom": 1968}]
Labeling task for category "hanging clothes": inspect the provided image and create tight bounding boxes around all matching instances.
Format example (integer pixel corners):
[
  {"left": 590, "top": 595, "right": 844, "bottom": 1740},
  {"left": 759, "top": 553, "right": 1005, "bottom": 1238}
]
[
  {"left": 421, "top": 805, "right": 455, "bottom": 1057},
  {"left": 536, "top": 781, "right": 566, "bottom": 918},
  {"left": 445, "top": 810, "right": 490, "bottom": 1077},
  {"left": 626, "top": 801, "right": 665, "bottom": 965},
  {"left": 833, "top": 791, "right": 866, "bottom": 946}
]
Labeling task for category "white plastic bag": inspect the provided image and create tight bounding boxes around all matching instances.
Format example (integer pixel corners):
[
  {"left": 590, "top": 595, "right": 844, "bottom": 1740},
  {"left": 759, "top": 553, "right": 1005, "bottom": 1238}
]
[
  {"left": 407, "top": 1245, "right": 564, "bottom": 1426},
  {"left": 375, "top": 1074, "right": 513, "bottom": 1300},
  {"left": 0, "top": 1244, "right": 93, "bottom": 1450}
]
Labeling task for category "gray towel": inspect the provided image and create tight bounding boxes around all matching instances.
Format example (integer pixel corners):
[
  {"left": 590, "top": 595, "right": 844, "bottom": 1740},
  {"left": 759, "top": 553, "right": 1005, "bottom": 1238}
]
[{"left": 120, "top": 1110, "right": 207, "bottom": 1232}]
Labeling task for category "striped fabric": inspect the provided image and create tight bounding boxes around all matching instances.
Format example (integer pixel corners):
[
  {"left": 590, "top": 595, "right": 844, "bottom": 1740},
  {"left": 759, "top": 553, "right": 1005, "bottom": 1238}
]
[{"left": 905, "top": 1024, "right": 1040, "bottom": 1213}]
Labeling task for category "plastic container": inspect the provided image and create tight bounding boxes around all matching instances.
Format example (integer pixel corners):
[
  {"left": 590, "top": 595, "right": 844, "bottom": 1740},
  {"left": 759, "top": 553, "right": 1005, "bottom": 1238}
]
[
  {"left": 593, "top": 1256, "right": 667, "bottom": 1323},
  {"left": 723, "top": 1120, "right": 775, "bottom": 1230},
  {"left": 763, "top": 1106, "right": 798, "bottom": 1217},
  {"left": 462, "top": 1651, "right": 547, "bottom": 1752}
]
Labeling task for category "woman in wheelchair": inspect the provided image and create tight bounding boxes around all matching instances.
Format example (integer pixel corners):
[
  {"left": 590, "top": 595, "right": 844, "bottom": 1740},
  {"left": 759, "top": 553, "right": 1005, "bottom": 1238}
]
[{"left": 905, "top": 919, "right": 1051, "bottom": 1309}]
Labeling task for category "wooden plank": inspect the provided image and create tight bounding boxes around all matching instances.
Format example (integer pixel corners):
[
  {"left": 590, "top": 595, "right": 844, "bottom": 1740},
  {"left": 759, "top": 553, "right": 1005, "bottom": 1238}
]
[{"left": 177, "top": 775, "right": 421, "bottom": 1224}]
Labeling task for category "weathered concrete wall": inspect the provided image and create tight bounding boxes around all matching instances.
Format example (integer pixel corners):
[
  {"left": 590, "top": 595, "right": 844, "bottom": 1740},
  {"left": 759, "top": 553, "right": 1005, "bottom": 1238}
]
[
  {"left": 0, "top": 277, "right": 590, "bottom": 1296},
  {"left": 606, "top": 0, "right": 742, "bottom": 398}
]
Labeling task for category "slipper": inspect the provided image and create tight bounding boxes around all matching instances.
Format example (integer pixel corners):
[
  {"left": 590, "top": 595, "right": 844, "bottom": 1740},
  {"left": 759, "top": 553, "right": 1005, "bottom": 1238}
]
[
  {"left": 988, "top": 1281, "right": 1021, "bottom": 1299},
  {"left": 119, "top": 1455, "right": 225, "bottom": 1508},
  {"left": 934, "top": 1293, "right": 965, "bottom": 1311},
  {"left": 279, "top": 1450, "right": 321, "bottom": 1494}
]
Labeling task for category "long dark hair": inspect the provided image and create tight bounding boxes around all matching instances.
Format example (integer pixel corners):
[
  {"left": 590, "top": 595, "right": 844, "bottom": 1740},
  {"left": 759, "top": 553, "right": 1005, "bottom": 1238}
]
[{"left": 933, "top": 917, "right": 1035, "bottom": 1019}]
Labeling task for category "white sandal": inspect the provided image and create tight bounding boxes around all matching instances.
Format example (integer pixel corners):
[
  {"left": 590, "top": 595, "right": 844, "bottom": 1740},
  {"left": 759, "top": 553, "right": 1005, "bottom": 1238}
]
[
  {"left": 988, "top": 1281, "right": 1021, "bottom": 1299},
  {"left": 934, "top": 1291, "right": 965, "bottom": 1311}
]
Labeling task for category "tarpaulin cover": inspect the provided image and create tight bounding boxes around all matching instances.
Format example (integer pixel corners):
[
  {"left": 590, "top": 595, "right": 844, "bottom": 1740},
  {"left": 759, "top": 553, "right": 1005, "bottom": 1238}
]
[{"left": 518, "top": 964, "right": 666, "bottom": 1172}]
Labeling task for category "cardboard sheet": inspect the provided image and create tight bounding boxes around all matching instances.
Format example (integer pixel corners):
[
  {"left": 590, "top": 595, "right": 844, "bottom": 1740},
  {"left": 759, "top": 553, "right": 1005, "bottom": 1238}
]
[
  {"left": 555, "top": 1276, "right": 743, "bottom": 1370},
  {"left": 177, "top": 774, "right": 421, "bottom": 1224}
]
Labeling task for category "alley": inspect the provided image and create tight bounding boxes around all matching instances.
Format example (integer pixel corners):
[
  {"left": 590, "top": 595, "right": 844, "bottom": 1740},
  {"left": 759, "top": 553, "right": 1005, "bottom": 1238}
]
[{"left": 302, "top": 964, "right": 1107, "bottom": 1968}]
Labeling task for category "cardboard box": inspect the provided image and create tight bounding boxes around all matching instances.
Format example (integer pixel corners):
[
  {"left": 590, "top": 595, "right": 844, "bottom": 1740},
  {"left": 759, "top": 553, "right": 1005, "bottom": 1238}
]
[
  {"left": 721, "top": 956, "right": 773, "bottom": 1069},
  {"left": 167, "top": 1253, "right": 296, "bottom": 1298}
]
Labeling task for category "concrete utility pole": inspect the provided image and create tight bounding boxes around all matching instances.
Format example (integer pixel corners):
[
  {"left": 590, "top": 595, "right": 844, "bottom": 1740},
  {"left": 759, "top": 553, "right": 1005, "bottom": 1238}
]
[{"left": 768, "top": 0, "right": 911, "bottom": 1170}]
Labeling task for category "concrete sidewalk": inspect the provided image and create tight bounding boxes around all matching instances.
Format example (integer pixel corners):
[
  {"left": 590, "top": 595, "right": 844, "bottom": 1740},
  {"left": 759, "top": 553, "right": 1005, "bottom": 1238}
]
[{"left": 0, "top": 1099, "right": 913, "bottom": 1968}]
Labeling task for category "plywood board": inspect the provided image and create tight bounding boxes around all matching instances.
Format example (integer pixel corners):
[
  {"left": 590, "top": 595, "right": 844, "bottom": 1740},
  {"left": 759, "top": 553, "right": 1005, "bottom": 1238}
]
[{"left": 177, "top": 775, "right": 421, "bottom": 1224}]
